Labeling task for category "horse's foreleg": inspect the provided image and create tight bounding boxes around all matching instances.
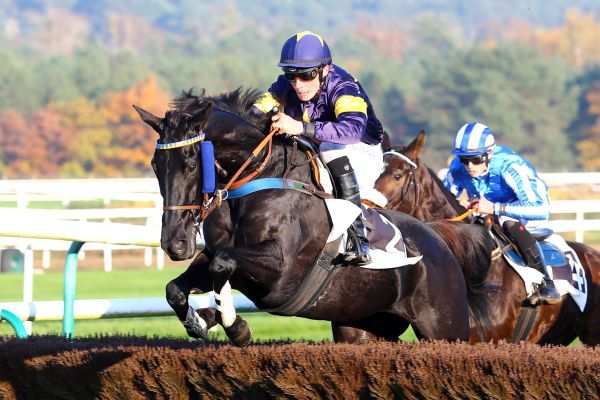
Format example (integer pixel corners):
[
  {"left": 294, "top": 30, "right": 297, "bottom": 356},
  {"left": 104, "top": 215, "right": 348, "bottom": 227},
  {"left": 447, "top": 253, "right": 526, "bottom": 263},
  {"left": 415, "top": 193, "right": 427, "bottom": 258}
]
[
  {"left": 165, "top": 251, "right": 216, "bottom": 339},
  {"left": 209, "top": 250, "right": 251, "bottom": 346}
]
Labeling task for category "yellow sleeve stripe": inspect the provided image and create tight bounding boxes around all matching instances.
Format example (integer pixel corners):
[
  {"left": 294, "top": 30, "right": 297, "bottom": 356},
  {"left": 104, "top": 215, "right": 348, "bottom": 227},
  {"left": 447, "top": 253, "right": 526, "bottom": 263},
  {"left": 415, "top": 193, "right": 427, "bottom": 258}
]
[
  {"left": 302, "top": 109, "right": 310, "bottom": 123},
  {"left": 334, "top": 95, "right": 367, "bottom": 118},
  {"left": 253, "top": 92, "right": 280, "bottom": 113}
]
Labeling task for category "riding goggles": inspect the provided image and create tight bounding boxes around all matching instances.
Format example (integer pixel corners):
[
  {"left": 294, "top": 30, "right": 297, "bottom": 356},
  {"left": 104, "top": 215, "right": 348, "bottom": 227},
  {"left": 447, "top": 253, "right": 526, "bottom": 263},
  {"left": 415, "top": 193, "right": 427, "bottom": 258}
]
[
  {"left": 459, "top": 154, "right": 488, "bottom": 166},
  {"left": 283, "top": 67, "right": 320, "bottom": 82}
]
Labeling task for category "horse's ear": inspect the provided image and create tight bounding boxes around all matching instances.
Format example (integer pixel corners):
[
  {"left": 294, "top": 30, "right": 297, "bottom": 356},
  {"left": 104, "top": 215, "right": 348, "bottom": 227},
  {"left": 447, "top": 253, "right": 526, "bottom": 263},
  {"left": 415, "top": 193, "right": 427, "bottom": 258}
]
[
  {"left": 133, "top": 105, "right": 163, "bottom": 134},
  {"left": 404, "top": 129, "right": 426, "bottom": 160},
  {"left": 381, "top": 130, "right": 393, "bottom": 151}
]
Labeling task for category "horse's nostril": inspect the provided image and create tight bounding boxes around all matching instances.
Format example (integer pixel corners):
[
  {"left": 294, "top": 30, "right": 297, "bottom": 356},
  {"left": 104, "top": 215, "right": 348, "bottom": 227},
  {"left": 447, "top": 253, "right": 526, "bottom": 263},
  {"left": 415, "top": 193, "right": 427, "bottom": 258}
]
[{"left": 171, "top": 240, "right": 187, "bottom": 255}]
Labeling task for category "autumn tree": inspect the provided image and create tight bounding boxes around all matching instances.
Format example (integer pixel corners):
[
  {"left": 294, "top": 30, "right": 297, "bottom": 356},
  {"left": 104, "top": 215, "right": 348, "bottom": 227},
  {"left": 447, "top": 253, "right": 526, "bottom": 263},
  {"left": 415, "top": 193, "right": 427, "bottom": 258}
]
[
  {"left": 100, "top": 76, "right": 170, "bottom": 176},
  {"left": 412, "top": 45, "right": 577, "bottom": 171},
  {"left": 576, "top": 79, "right": 600, "bottom": 171},
  {"left": 498, "top": 9, "right": 600, "bottom": 69},
  {"left": 0, "top": 107, "right": 74, "bottom": 177}
]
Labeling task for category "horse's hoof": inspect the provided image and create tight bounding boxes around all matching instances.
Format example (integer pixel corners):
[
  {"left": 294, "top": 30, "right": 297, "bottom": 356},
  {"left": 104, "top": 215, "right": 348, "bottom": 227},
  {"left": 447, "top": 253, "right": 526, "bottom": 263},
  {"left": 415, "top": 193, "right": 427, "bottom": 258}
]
[
  {"left": 224, "top": 315, "right": 252, "bottom": 347},
  {"left": 182, "top": 306, "right": 210, "bottom": 339}
]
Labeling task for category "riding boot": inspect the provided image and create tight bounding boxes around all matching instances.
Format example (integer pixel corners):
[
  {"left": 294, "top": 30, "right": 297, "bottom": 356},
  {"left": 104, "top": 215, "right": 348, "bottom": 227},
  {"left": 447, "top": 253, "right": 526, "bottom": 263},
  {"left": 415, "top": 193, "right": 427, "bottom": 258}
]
[
  {"left": 503, "top": 221, "right": 561, "bottom": 305},
  {"left": 327, "top": 156, "right": 371, "bottom": 266}
]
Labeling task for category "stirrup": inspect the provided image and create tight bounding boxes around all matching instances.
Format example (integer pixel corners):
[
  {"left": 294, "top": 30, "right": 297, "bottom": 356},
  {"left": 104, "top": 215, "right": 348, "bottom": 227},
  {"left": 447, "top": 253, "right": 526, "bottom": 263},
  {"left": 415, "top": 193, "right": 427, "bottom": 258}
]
[
  {"left": 343, "top": 251, "right": 371, "bottom": 266},
  {"left": 528, "top": 280, "right": 561, "bottom": 306}
]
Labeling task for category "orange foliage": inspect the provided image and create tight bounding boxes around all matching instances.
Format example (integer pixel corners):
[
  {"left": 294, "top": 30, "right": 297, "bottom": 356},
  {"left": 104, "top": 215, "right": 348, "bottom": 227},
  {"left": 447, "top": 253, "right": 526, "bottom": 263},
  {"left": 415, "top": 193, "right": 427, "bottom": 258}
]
[
  {"left": 102, "top": 76, "right": 170, "bottom": 173},
  {"left": 0, "top": 75, "right": 171, "bottom": 178},
  {"left": 0, "top": 108, "right": 75, "bottom": 177}
]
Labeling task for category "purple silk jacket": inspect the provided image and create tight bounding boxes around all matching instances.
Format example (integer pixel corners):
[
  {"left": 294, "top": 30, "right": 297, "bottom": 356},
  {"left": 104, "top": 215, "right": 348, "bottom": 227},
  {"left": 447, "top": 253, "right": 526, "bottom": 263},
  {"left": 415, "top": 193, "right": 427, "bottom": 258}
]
[{"left": 254, "top": 64, "right": 384, "bottom": 145}]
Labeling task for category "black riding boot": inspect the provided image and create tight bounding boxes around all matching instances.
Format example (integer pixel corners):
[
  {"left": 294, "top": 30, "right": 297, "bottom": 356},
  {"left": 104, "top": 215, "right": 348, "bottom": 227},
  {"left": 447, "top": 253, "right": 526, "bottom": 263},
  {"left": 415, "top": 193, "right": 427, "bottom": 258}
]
[
  {"left": 503, "top": 221, "right": 561, "bottom": 305},
  {"left": 327, "top": 156, "right": 371, "bottom": 265}
]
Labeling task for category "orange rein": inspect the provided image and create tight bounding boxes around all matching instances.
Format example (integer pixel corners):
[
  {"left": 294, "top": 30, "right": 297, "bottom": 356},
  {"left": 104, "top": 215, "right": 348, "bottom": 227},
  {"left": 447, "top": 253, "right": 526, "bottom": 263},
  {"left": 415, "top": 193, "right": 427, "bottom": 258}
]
[
  {"left": 198, "top": 127, "right": 278, "bottom": 220},
  {"left": 446, "top": 208, "right": 474, "bottom": 222}
]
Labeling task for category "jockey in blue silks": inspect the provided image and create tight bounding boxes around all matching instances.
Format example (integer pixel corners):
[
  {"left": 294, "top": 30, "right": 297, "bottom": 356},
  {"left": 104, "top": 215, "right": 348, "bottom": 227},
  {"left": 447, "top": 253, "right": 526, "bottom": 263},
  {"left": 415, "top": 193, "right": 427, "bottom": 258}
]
[
  {"left": 443, "top": 122, "right": 561, "bottom": 305},
  {"left": 252, "top": 31, "right": 386, "bottom": 265}
]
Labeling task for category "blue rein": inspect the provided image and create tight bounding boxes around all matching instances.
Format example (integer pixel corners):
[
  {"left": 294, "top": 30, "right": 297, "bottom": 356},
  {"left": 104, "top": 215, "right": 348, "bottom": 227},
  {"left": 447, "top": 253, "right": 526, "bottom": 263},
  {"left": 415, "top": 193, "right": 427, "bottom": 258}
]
[{"left": 200, "top": 139, "right": 317, "bottom": 200}]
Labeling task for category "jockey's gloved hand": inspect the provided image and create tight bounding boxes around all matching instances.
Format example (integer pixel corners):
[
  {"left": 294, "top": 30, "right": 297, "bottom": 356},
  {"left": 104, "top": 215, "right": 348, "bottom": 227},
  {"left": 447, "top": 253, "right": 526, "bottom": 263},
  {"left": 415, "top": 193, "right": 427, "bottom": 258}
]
[{"left": 271, "top": 112, "right": 303, "bottom": 136}]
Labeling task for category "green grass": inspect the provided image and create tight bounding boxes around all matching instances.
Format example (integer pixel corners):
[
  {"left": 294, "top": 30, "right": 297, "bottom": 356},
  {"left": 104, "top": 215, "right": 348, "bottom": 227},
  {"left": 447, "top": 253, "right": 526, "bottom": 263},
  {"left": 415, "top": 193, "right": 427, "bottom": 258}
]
[
  {"left": 0, "top": 313, "right": 340, "bottom": 341},
  {"left": 0, "top": 268, "right": 181, "bottom": 300},
  {"left": 0, "top": 268, "right": 416, "bottom": 341}
]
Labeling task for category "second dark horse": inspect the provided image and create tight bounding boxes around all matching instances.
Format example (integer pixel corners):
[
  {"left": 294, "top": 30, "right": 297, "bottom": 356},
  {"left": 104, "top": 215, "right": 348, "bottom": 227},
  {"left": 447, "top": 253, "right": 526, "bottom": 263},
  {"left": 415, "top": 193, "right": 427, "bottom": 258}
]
[{"left": 135, "top": 89, "right": 469, "bottom": 345}]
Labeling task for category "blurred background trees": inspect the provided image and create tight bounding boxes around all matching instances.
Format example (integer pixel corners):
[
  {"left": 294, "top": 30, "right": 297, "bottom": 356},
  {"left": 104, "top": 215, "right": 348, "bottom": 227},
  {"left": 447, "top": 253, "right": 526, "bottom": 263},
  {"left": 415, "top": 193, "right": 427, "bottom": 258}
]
[{"left": 1, "top": 0, "right": 600, "bottom": 176}]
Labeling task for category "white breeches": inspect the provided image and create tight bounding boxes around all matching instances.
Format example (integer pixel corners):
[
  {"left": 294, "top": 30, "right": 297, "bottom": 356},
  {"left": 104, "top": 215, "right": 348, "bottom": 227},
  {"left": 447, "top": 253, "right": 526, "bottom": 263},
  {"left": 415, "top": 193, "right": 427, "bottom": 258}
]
[{"left": 319, "top": 142, "right": 386, "bottom": 204}]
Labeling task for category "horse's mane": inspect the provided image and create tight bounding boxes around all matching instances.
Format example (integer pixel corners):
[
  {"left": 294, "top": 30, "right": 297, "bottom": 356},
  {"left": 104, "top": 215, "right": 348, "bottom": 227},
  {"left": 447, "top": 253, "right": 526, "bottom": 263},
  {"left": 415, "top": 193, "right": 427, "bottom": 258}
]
[
  {"left": 426, "top": 166, "right": 467, "bottom": 214},
  {"left": 390, "top": 143, "right": 466, "bottom": 216},
  {"left": 171, "top": 87, "right": 271, "bottom": 131}
]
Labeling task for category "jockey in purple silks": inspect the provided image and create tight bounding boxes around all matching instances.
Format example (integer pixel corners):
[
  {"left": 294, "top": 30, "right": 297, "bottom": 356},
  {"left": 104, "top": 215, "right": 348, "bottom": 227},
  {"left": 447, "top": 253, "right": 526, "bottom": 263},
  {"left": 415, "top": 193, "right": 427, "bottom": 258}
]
[{"left": 252, "top": 31, "right": 386, "bottom": 265}]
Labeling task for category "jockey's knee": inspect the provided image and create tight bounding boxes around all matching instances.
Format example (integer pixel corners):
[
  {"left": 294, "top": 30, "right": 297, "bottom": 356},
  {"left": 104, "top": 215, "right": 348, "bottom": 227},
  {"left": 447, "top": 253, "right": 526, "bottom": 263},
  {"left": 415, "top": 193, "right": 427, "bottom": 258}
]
[
  {"left": 502, "top": 220, "right": 535, "bottom": 249},
  {"left": 326, "top": 156, "right": 353, "bottom": 176}
]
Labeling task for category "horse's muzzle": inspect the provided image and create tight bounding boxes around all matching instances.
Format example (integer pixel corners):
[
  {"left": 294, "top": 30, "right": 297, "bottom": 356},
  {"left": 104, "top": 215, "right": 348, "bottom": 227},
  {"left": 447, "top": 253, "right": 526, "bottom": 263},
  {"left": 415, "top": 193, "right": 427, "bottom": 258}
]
[{"left": 162, "top": 234, "right": 196, "bottom": 261}]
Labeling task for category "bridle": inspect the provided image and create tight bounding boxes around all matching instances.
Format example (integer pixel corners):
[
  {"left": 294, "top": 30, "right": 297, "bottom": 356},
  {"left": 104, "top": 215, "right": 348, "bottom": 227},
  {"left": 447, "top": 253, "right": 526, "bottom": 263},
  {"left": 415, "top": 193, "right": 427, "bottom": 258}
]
[
  {"left": 382, "top": 150, "right": 473, "bottom": 222},
  {"left": 383, "top": 150, "right": 419, "bottom": 215},
  {"left": 155, "top": 120, "right": 277, "bottom": 222}
]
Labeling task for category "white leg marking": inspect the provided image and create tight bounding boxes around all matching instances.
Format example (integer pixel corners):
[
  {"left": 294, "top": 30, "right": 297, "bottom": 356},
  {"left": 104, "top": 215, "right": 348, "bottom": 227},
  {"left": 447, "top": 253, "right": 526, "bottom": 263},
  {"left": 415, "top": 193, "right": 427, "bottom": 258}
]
[{"left": 215, "top": 281, "right": 236, "bottom": 328}]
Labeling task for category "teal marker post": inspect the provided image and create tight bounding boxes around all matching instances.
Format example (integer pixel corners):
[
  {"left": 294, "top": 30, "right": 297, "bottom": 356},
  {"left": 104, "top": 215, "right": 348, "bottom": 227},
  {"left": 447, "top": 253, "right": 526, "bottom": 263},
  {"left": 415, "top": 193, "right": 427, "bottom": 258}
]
[
  {"left": 0, "top": 309, "right": 28, "bottom": 339},
  {"left": 62, "top": 241, "right": 84, "bottom": 338}
]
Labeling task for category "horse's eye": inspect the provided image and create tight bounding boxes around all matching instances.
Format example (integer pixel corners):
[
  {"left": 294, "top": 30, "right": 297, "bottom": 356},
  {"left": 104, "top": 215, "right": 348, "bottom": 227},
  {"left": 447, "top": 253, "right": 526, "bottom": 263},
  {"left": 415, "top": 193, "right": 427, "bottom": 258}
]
[{"left": 394, "top": 174, "right": 402, "bottom": 181}]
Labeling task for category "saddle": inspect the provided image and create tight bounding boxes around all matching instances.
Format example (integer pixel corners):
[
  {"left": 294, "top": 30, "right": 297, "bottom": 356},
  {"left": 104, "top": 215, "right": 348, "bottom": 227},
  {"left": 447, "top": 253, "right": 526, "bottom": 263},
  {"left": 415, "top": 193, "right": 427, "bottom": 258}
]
[
  {"left": 489, "top": 223, "right": 587, "bottom": 311},
  {"left": 490, "top": 224, "right": 568, "bottom": 275}
]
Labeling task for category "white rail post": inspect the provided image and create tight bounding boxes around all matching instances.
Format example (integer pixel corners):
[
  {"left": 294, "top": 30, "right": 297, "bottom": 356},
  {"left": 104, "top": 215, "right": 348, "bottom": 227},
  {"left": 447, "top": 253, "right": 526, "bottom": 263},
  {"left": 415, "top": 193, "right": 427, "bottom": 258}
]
[
  {"left": 144, "top": 247, "right": 152, "bottom": 267},
  {"left": 42, "top": 249, "right": 51, "bottom": 269},
  {"left": 22, "top": 245, "right": 34, "bottom": 335},
  {"left": 156, "top": 248, "right": 165, "bottom": 270},
  {"left": 576, "top": 210, "right": 584, "bottom": 243},
  {"left": 16, "top": 190, "right": 27, "bottom": 209},
  {"left": 103, "top": 217, "right": 112, "bottom": 272}
]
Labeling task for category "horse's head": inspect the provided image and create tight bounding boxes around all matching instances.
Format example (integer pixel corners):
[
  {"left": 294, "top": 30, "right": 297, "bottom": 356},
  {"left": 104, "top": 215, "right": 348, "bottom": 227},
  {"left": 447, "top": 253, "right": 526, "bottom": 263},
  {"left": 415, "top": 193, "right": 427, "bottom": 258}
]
[
  {"left": 376, "top": 130, "right": 467, "bottom": 221},
  {"left": 133, "top": 101, "right": 212, "bottom": 259},
  {"left": 375, "top": 130, "right": 425, "bottom": 215},
  {"left": 135, "top": 89, "right": 271, "bottom": 260}
]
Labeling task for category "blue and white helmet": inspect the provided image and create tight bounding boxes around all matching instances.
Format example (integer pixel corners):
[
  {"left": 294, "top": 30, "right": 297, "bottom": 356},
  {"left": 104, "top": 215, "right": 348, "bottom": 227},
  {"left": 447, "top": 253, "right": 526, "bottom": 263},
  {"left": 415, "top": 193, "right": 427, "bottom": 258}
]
[{"left": 452, "top": 122, "right": 495, "bottom": 156}]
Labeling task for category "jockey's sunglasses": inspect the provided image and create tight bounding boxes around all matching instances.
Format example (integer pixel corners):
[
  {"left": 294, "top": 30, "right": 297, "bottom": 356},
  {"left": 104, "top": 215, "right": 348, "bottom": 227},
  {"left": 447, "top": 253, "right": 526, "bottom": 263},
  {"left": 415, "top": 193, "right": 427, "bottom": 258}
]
[
  {"left": 283, "top": 68, "right": 319, "bottom": 82},
  {"left": 459, "top": 154, "right": 487, "bottom": 165}
]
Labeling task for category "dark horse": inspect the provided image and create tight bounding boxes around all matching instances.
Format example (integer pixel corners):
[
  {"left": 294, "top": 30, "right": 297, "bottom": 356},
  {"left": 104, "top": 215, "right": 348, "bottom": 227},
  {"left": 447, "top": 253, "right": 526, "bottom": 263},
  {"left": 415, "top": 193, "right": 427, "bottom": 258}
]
[
  {"left": 134, "top": 89, "right": 470, "bottom": 345},
  {"left": 376, "top": 130, "right": 600, "bottom": 344}
]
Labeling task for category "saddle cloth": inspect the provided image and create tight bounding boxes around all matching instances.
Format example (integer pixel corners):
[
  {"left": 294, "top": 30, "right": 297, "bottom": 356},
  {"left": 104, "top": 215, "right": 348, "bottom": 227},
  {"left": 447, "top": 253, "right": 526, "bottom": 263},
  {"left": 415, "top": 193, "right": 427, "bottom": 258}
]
[
  {"left": 323, "top": 198, "right": 422, "bottom": 269},
  {"left": 301, "top": 144, "right": 420, "bottom": 269},
  {"left": 495, "top": 231, "right": 587, "bottom": 312}
]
